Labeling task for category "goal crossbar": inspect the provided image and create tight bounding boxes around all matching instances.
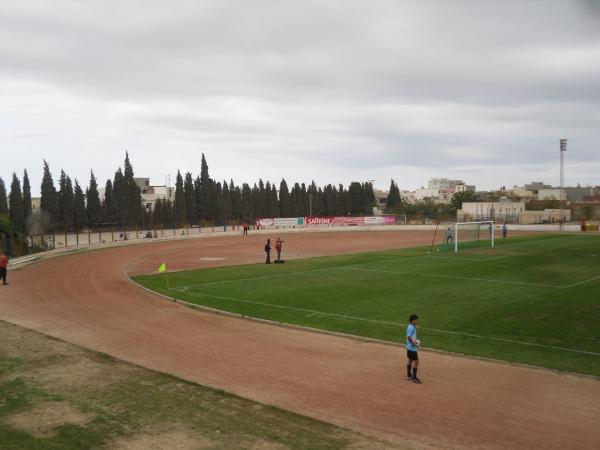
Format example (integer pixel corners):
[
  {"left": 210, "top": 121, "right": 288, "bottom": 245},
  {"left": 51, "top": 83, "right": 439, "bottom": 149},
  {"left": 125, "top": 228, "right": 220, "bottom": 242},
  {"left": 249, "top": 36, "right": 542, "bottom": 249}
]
[{"left": 454, "top": 221, "right": 494, "bottom": 253}]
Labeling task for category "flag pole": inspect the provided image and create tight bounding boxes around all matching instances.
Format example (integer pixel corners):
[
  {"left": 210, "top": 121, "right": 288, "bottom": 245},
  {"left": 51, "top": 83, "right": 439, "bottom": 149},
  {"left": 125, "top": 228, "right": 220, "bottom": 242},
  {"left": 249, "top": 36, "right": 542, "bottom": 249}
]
[{"left": 158, "top": 263, "right": 170, "bottom": 290}]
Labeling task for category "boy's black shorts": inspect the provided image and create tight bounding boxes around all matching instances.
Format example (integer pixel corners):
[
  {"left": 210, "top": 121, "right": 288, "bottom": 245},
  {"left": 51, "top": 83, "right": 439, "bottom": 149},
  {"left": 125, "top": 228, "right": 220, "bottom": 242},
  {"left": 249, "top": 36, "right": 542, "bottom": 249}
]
[{"left": 407, "top": 349, "right": 418, "bottom": 361}]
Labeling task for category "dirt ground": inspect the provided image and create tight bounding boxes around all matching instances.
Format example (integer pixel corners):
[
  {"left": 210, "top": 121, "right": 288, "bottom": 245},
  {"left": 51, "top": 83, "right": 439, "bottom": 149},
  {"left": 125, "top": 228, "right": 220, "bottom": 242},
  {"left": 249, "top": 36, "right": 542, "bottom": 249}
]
[
  {"left": 1, "top": 230, "right": 599, "bottom": 449},
  {"left": 0, "top": 320, "right": 390, "bottom": 449}
]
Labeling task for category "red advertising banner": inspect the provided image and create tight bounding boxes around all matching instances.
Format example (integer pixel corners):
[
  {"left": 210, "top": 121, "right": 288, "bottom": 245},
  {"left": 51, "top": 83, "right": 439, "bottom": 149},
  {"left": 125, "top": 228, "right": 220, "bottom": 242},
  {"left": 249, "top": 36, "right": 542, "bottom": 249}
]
[
  {"left": 305, "top": 216, "right": 334, "bottom": 226},
  {"left": 304, "top": 216, "right": 397, "bottom": 226}
]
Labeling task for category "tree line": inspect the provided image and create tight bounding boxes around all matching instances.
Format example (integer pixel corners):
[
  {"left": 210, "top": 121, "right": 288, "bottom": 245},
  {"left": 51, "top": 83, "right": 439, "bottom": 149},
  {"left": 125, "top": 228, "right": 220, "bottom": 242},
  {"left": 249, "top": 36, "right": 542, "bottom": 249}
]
[{"left": 0, "top": 153, "right": 377, "bottom": 233}]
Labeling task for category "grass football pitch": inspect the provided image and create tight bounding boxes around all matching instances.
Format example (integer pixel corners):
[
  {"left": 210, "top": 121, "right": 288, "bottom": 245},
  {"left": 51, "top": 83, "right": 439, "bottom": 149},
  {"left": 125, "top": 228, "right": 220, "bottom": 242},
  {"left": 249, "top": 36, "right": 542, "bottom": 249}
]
[{"left": 134, "top": 234, "right": 600, "bottom": 376}]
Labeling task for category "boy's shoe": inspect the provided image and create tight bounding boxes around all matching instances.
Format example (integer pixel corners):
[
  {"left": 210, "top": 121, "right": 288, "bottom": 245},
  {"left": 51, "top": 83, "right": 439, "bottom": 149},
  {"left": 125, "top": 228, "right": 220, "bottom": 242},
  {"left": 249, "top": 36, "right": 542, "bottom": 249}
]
[
  {"left": 411, "top": 377, "right": 422, "bottom": 384},
  {"left": 406, "top": 376, "right": 412, "bottom": 381}
]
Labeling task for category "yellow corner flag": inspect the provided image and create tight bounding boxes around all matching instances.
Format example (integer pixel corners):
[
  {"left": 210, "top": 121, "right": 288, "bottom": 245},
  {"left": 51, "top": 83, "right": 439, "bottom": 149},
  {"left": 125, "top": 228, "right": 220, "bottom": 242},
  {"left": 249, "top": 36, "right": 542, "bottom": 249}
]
[{"left": 158, "top": 262, "right": 170, "bottom": 289}]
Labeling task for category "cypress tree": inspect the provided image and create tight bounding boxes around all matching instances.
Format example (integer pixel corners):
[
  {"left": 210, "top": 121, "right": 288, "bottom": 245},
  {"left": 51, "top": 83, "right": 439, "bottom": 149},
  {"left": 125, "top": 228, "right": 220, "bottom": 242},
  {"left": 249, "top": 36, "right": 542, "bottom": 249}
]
[
  {"left": 9, "top": 173, "right": 25, "bottom": 233},
  {"left": 123, "top": 153, "right": 133, "bottom": 224},
  {"left": 332, "top": 185, "right": 341, "bottom": 216},
  {"left": 123, "top": 152, "right": 142, "bottom": 226},
  {"left": 22, "top": 170, "right": 32, "bottom": 221},
  {"left": 230, "top": 180, "right": 241, "bottom": 222},
  {"left": 323, "top": 184, "right": 334, "bottom": 216},
  {"left": 241, "top": 183, "right": 252, "bottom": 223},
  {"left": 153, "top": 199, "right": 164, "bottom": 226},
  {"left": 251, "top": 183, "right": 260, "bottom": 221},
  {"left": 184, "top": 172, "right": 197, "bottom": 225},
  {"left": 165, "top": 199, "right": 175, "bottom": 228},
  {"left": 40, "top": 160, "right": 59, "bottom": 228},
  {"left": 290, "top": 183, "right": 300, "bottom": 217},
  {"left": 300, "top": 183, "right": 308, "bottom": 216},
  {"left": 58, "top": 170, "right": 74, "bottom": 230},
  {"left": 349, "top": 182, "right": 362, "bottom": 215},
  {"left": 213, "top": 182, "right": 223, "bottom": 224},
  {"left": 221, "top": 180, "right": 232, "bottom": 224},
  {"left": 103, "top": 179, "right": 114, "bottom": 223},
  {"left": 0, "top": 178, "right": 8, "bottom": 215},
  {"left": 194, "top": 176, "right": 202, "bottom": 222},
  {"left": 174, "top": 171, "right": 187, "bottom": 226},
  {"left": 73, "top": 180, "right": 87, "bottom": 230},
  {"left": 271, "top": 183, "right": 279, "bottom": 217},
  {"left": 199, "top": 154, "right": 211, "bottom": 222},
  {"left": 86, "top": 170, "right": 102, "bottom": 226},
  {"left": 307, "top": 181, "right": 318, "bottom": 216},
  {"left": 258, "top": 179, "right": 266, "bottom": 217},
  {"left": 112, "top": 168, "right": 126, "bottom": 226},
  {"left": 386, "top": 179, "right": 401, "bottom": 212},
  {"left": 364, "top": 182, "right": 376, "bottom": 214},
  {"left": 316, "top": 187, "right": 325, "bottom": 216},
  {"left": 278, "top": 179, "right": 290, "bottom": 217},
  {"left": 263, "top": 181, "right": 272, "bottom": 218}
]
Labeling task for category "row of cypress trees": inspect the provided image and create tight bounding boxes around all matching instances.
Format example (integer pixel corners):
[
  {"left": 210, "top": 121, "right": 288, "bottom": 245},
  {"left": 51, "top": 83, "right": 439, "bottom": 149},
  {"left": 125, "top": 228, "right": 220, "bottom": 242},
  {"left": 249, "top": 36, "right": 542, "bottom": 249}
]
[
  {"left": 1, "top": 153, "right": 378, "bottom": 232},
  {"left": 0, "top": 170, "right": 32, "bottom": 234}
]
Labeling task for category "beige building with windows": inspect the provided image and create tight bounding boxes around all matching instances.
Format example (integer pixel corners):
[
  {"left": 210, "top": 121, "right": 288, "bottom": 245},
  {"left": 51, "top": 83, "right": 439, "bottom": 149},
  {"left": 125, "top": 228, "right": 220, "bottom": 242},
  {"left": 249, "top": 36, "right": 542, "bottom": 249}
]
[{"left": 458, "top": 201, "right": 526, "bottom": 223}]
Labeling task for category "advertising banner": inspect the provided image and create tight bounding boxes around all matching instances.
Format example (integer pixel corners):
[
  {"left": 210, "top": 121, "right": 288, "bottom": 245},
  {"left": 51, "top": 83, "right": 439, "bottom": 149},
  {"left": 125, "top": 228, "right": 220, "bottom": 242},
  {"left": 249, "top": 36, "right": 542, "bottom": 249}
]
[
  {"left": 274, "top": 217, "right": 304, "bottom": 227},
  {"left": 332, "top": 216, "right": 365, "bottom": 226},
  {"left": 257, "top": 217, "right": 304, "bottom": 228},
  {"left": 305, "top": 216, "right": 334, "bottom": 226},
  {"left": 380, "top": 216, "right": 396, "bottom": 225},
  {"left": 364, "top": 216, "right": 397, "bottom": 225},
  {"left": 256, "top": 218, "right": 275, "bottom": 228},
  {"left": 363, "top": 216, "right": 380, "bottom": 225}
]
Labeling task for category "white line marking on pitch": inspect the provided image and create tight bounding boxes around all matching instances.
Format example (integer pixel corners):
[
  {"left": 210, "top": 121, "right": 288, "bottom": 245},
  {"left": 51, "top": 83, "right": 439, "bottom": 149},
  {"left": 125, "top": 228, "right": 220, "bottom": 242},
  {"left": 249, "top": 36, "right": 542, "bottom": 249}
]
[
  {"left": 344, "top": 267, "right": 564, "bottom": 289},
  {"left": 564, "top": 274, "right": 600, "bottom": 289},
  {"left": 179, "top": 291, "right": 600, "bottom": 357}
]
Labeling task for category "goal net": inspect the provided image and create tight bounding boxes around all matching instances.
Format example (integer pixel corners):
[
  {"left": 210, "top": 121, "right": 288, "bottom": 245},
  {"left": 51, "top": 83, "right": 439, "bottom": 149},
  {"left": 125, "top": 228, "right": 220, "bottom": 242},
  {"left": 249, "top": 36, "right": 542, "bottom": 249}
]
[{"left": 453, "top": 221, "right": 494, "bottom": 252}]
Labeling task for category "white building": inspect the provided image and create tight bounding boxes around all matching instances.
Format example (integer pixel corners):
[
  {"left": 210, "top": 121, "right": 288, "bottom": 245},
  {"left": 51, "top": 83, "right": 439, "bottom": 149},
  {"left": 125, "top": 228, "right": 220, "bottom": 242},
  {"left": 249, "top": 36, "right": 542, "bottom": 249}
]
[
  {"left": 414, "top": 179, "right": 475, "bottom": 204},
  {"left": 458, "top": 201, "right": 526, "bottom": 223},
  {"left": 135, "top": 178, "right": 175, "bottom": 212},
  {"left": 537, "top": 188, "right": 567, "bottom": 201},
  {"left": 99, "top": 178, "right": 175, "bottom": 212}
]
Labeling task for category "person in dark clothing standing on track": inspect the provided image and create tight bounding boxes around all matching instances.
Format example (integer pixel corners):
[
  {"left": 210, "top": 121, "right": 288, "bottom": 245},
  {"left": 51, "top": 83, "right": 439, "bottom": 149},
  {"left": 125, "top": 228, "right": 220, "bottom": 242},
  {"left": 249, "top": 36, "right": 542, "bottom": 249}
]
[
  {"left": 0, "top": 251, "right": 9, "bottom": 285},
  {"left": 265, "top": 238, "right": 271, "bottom": 264}
]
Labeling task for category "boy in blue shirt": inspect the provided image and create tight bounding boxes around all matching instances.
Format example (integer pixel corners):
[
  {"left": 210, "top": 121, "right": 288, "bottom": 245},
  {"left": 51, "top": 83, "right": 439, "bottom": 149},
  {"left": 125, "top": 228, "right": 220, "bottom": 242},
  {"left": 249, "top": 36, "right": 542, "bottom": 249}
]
[{"left": 406, "top": 314, "right": 421, "bottom": 383}]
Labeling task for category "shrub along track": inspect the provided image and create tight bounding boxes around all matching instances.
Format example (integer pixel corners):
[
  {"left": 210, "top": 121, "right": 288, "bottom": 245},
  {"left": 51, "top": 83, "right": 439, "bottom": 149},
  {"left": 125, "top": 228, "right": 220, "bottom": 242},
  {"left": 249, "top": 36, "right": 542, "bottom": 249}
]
[{"left": 0, "top": 230, "right": 598, "bottom": 449}]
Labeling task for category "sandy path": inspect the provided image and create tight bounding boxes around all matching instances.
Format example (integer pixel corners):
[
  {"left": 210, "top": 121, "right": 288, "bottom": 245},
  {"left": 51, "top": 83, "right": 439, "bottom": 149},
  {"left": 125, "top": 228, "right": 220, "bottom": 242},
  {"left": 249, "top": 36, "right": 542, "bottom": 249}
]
[{"left": 0, "top": 231, "right": 598, "bottom": 449}]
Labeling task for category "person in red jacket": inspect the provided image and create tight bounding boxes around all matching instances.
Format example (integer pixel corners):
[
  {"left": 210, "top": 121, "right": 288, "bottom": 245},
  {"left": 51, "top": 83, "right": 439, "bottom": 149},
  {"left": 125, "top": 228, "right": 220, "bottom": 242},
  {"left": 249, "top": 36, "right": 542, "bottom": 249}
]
[
  {"left": 0, "top": 251, "right": 9, "bottom": 285},
  {"left": 275, "top": 237, "right": 284, "bottom": 263}
]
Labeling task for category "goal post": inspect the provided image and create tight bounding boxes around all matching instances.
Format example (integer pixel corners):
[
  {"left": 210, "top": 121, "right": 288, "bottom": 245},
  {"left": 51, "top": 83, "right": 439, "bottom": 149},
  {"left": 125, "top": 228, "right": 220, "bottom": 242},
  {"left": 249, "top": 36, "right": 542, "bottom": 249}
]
[{"left": 454, "top": 221, "right": 494, "bottom": 252}]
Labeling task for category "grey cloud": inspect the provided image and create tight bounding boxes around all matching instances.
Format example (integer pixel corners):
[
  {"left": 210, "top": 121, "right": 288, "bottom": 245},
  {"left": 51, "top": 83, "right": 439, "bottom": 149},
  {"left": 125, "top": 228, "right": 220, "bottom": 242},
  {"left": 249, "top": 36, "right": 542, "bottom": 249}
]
[{"left": 1, "top": 0, "right": 599, "bottom": 193}]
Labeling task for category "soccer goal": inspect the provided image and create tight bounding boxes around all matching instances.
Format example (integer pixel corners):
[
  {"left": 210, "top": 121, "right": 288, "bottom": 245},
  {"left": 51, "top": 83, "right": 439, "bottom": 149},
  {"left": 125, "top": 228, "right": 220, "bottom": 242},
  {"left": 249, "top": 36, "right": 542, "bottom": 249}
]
[{"left": 454, "top": 221, "right": 494, "bottom": 252}]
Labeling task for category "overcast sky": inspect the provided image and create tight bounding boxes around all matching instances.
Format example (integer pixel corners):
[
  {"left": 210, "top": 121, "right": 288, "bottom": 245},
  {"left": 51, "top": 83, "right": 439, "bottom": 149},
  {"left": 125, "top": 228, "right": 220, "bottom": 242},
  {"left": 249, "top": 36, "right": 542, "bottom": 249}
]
[{"left": 1, "top": 0, "right": 599, "bottom": 196}]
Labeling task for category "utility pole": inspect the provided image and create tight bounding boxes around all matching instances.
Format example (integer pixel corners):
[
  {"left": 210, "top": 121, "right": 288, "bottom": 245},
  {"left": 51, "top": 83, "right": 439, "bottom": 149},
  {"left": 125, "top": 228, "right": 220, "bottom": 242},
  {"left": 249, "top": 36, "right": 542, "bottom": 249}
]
[{"left": 559, "top": 139, "right": 567, "bottom": 230}]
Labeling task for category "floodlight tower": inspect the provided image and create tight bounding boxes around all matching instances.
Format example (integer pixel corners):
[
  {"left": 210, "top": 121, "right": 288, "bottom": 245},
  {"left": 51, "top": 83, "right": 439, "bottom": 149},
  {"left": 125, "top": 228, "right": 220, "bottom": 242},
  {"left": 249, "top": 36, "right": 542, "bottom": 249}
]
[{"left": 559, "top": 139, "right": 567, "bottom": 229}]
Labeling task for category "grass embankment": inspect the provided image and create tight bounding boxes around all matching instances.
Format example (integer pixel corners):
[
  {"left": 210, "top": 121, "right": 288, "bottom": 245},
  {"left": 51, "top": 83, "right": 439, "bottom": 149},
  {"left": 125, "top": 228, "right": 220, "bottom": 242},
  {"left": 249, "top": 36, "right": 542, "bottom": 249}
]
[{"left": 0, "top": 320, "right": 397, "bottom": 449}]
